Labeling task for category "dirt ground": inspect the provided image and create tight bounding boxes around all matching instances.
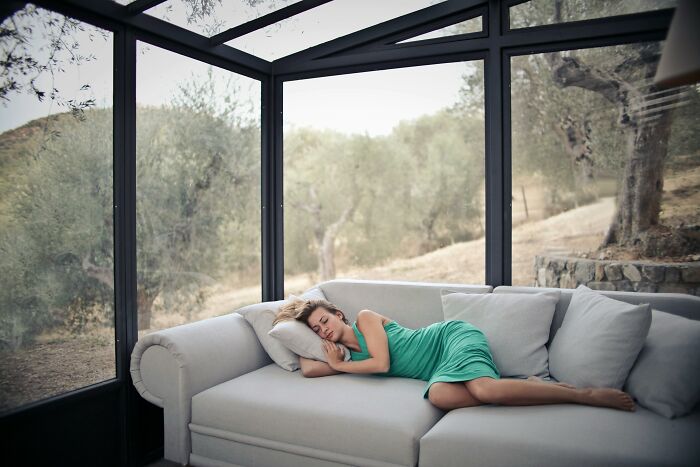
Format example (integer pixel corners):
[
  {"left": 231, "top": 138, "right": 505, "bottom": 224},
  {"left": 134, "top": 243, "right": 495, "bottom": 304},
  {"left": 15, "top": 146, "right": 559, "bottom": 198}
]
[
  {"left": 2, "top": 163, "right": 698, "bottom": 413},
  {"left": 0, "top": 330, "right": 115, "bottom": 411}
]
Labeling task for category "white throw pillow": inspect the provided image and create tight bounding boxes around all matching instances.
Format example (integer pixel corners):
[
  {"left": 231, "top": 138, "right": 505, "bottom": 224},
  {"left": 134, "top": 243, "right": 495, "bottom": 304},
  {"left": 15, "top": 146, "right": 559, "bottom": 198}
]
[
  {"left": 549, "top": 284, "right": 651, "bottom": 389},
  {"left": 441, "top": 290, "right": 560, "bottom": 378},
  {"left": 268, "top": 292, "right": 352, "bottom": 363},
  {"left": 624, "top": 310, "right": 700, "bottom": 419},
  {"left": 237, "top": 287, "right": 327, "bottom": 371}
]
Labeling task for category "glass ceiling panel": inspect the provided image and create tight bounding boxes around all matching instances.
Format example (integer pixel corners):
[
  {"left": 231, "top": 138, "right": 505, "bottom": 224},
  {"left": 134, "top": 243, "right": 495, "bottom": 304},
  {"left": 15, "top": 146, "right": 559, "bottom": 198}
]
[
  {"left": 397, "top": 16, "right": 482, "bottom": 44},
  {"left": 510, "top": 0, "right": 677, "bottom": 29},
  {"left": 226, "top": 0, "right": 447, "bottom": 61},
  {"left": 145, "top": 0, "right": 301, "bottom": 37}
]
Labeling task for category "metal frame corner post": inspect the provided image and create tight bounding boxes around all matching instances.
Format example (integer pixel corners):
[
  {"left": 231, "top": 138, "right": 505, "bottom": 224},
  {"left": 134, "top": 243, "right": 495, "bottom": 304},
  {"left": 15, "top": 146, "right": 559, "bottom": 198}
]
[
  {"left": 262, "top": 73, "right": 285, "bottom": 302},
  {"left": 484, "top": 0, "right": 509, "bottom": 287},
  {"left": 114, "top": 25, "right": 139, "bottom": 467}
]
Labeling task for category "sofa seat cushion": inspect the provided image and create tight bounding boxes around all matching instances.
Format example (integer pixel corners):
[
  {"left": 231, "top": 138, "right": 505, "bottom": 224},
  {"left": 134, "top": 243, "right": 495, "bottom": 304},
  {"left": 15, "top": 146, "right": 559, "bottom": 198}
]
[
  {"left": 191, "top": 363, "right": 444, "bottom": 467},
  {"left": 419, "top": 404, "right": 700, "bottom": 467}
]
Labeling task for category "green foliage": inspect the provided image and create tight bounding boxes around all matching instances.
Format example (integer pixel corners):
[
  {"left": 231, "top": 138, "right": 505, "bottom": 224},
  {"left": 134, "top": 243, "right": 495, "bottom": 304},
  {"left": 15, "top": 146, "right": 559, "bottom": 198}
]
[
  {"left": 283, "top": 109, "right": 484, "bottom": 274},
  {"left": 0, "top": 4, "right": 108, "bottom": 117},
  {"left": 1, "top": 74, "right": 261, "bottom": 346},
  {"left": 0, "top": 109, "right": 114, "bottom": 349},
  {"left": 138, "top": 103, "right": 260, "bottom": 283}
]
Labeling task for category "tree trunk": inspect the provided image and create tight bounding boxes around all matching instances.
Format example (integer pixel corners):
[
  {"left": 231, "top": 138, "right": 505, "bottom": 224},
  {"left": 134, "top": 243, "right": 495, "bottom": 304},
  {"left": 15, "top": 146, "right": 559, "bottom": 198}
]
[
  {"left": 317, "top": 204, "right": 356, "bottom": 281},
  {"left": 137, "top": 287, "right": 158, "bottom": 331},
  {"left": 420, "top": 207, "right": 440, "bottom": 254},
  {"left": 604, "top": 108, "right": 674, "bottom": 246},
  {"left": 81, "top": 254, "right": 159, "bottom": 331},
  {"left": 546, "top": 44, "right": 677, "bottom": 251},
  {"left": 552, "top": 116, "right": 596, "bottom": 204},
  {"left": 292, "top": 185, "right": 358, "bottom": 282}
]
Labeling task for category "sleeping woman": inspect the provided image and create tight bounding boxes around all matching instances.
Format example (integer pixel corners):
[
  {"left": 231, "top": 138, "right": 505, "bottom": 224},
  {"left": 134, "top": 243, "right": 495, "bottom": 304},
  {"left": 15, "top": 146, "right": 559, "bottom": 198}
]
[{"left": 273, "top": 298, "right": 636, "bottom": 412}]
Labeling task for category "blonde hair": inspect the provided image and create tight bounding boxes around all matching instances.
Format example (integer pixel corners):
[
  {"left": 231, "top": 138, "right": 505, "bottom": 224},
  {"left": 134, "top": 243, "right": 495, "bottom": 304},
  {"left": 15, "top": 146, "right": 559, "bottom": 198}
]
[{"left": 273, "top": 298, "right": 348, "bottom": 327}]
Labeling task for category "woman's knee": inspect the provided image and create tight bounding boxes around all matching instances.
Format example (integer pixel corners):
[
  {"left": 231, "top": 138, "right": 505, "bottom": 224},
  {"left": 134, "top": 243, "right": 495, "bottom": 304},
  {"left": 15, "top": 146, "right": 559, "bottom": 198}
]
[
  {"left": 465, "top": 377, "right": 501, "bottom": 403},
  {"left": 428, "top": 382, "right": 451, "bottom": 407}
]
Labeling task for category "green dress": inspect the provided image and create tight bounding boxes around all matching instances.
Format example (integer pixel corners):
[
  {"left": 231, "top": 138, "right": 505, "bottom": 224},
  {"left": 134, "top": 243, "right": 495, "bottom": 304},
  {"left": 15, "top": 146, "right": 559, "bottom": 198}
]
[{"left": 350, "top": 319, "right": 500, "bottom": 399}]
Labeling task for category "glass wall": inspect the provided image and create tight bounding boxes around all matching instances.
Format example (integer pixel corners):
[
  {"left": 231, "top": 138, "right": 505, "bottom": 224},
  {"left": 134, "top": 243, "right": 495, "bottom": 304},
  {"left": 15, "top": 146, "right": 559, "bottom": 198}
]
[
  {"left": 226, "top": 0, "right": 447, "bottom": 60},
  {"left": 509, "top": 0, "right": 677, "bottom": 29},
  {"left": 283, "top": 61, "right": 485, "bottom": 295},
  {"left": 511, "top": 42, "right": 700, "bottom": 292},
  {"left": 135, "top": 42, "right": 262, "bottom": 336},
  {"left": 0, "top": 5, "right": 114, "bottom": 412}
]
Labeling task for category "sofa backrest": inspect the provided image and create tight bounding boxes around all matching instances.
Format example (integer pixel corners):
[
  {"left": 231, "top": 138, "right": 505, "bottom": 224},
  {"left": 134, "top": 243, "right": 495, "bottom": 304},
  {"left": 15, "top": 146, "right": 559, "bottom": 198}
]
[
  {"left": 494, "top": 286, "right": 700, "bottom": 346},
  {"left": 318, "top": 279, "right": 492, "bottom": 329}
]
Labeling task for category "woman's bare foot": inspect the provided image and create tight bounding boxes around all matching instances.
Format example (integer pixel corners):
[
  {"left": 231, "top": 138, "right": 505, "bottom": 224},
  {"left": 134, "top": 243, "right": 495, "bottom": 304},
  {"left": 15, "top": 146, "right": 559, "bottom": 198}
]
[
  {"left": 527, "top": 375, "right": 576, "bottom": 390},
  {"left": 580, "top": 388, "right": 636, "bottom": 412}
]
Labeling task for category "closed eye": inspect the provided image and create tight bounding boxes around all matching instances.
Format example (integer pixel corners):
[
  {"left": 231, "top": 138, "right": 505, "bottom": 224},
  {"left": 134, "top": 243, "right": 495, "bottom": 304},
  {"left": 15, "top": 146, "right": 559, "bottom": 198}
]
[{"left": 312, "top": 318, "right": 327, "bottom": 334}]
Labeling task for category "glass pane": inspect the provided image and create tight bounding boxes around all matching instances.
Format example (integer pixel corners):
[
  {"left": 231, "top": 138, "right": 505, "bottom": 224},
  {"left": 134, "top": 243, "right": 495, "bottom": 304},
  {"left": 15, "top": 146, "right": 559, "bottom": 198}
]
[
  {"left": 136, "top": 42, "right": 262, "bottom": 336},
  {"left": 227, "top": 0, "right": 447, "bottom": 61},
  {"left": 510, "top": 0, "right": 677, "bottom": 29},
  {"left": 146, "top": 0, "right": 301, "bottom": 37},
  {"left": 510, "top": 43, "right": 700, "bottom": 295},
  {"left": 0, "top": 5, "right": 114, "bottom": 412},
  {"left": 283, "top": 61, "right": 485, "bottom": 295},
  {"left": 397, "top": 16, "right": 482, "bottom": 43}
]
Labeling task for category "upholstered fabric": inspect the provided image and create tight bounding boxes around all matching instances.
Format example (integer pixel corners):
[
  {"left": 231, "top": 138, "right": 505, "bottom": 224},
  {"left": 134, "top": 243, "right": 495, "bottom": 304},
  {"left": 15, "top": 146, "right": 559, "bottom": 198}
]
[
  {"left": 548, "top": 285, "right": 651, "bottom": 389},
  {"left": 624, "top": 310, "right": 700, "bottom": 418},
  {"left": 132, "top": 281, "right": 700, "bottom": 466},
  {"left": 318, "top": 279, "right": 492, "bottom": 330},
  {"left": 191, "top": 363, "right": 444, "bottom": 467},
  {"left": 440, "top": 290, "right": 559, "bottom": 378},
  {"left": 130, "top": 312, "right": 271, "bottom": 465},
  {"left": 493, "top": 286, "right": 700, "bottom": 346},
  {"left": 237, "top": 287, "right": 328, "bottom": 371},
  {"left": 236, "top": 299, "right": 297, "bottom": 370},
  {"left": 419, "top": 404, "right": 700, "bottom": 467},
  {"left": 190, "top": 430, "right": 405, "bottom": 467},
  {"left": 268, "top": 318, "right": 352, "bottom": 362}
]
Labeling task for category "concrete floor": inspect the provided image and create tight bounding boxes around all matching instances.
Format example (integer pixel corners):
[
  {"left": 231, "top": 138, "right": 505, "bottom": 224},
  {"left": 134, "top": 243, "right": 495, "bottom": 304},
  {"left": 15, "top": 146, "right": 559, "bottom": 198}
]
[{"left": 145, "top": 459, "right": 182, "bottom": 467}]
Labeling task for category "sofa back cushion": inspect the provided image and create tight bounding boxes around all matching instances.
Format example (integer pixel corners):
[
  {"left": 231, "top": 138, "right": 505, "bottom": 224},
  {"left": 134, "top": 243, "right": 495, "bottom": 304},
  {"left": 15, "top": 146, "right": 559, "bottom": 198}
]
[
  {"left": 493, "top": 286, "right": 700, "bottom": 346},
  {"left": 441, "top": 290, "right": 560, "bottom": 378},
  {"left": 624, "top": 310, "right": 700, "bottom": 418},
  {"left": 319, "top": 279, "right": 492, "bottom": 329},
  {"left": 548, "top": 285, "right": 652, "bottom": 389}
]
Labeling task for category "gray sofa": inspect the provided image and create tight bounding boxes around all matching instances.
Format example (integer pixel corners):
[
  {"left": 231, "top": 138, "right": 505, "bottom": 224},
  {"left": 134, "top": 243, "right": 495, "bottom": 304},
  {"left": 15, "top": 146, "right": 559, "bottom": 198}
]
[{"left": 130, "top": 279, "right": 700, "bottom": 467}]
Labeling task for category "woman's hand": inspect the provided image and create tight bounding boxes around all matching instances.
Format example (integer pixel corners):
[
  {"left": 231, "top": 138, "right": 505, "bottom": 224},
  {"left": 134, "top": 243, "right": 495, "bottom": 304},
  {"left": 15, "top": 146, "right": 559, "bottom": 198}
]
[{"left": 321, "top": 339, "right": 345, "bottom": 370}]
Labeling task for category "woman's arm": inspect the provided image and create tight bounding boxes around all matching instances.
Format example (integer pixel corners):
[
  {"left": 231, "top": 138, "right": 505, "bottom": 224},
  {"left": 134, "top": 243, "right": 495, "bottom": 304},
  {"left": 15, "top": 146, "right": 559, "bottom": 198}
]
[
  {"left": 299, "top": 356, "right": 342, "bottom": 378},
  {"left": 326, "top": 309, "right": 390, "bottom": 374}
]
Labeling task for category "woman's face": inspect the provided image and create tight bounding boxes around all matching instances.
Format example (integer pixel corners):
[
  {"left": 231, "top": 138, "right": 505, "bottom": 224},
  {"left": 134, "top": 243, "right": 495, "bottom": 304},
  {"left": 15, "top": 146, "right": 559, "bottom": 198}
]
[{"left": 307, "top": 307, "right": 343, "bottom": 341}]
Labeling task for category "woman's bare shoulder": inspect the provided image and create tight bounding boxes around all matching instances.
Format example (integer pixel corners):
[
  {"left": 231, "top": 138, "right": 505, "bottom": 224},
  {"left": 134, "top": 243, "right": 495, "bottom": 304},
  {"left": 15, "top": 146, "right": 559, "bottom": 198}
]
[{"left": 357, "top": 309, "right": 393, "bottom": 327}]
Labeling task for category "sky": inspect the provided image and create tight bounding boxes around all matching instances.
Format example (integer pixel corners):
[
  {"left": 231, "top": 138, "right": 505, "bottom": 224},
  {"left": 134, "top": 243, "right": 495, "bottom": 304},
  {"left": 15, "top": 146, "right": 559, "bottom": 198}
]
[
  {"left": 0, "top": 2, "right": 478, "bottom": 137},
  {"left": 142, "top": 0, "right": 448, "bottom": 61}
]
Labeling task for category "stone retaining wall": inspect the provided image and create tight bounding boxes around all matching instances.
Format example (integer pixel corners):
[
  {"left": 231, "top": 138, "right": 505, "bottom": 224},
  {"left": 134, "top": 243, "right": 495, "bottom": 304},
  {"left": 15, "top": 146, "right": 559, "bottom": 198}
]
[{"left": 534, "top": 255, "right": 700, "bottom": 295}]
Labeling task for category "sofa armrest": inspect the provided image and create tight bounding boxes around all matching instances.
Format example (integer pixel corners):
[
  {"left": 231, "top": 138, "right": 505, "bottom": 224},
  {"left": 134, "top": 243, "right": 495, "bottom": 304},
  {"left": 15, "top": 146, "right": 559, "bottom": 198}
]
[{"left": 130, "top": 312, "right": 271, "bottom": 465}]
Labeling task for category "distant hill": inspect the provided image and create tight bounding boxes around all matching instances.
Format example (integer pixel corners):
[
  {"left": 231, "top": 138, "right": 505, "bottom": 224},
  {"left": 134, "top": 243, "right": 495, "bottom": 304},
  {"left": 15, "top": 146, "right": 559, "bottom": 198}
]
[{"left": 0, "top": 112, "right": 74, "bottom": 170}]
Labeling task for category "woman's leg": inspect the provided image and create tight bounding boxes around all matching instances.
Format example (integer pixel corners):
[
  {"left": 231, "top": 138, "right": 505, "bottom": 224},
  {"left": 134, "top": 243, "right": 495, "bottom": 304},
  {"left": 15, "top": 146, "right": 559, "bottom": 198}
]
[
  {"left": 527, "top": 375, "right": 576, "bottom": 390},
  {"left": 465, "top": 377, "right": 636, "bottom": 411},
  {"left": 428, "top": 382, "right": 483, "bottom": 410}
]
